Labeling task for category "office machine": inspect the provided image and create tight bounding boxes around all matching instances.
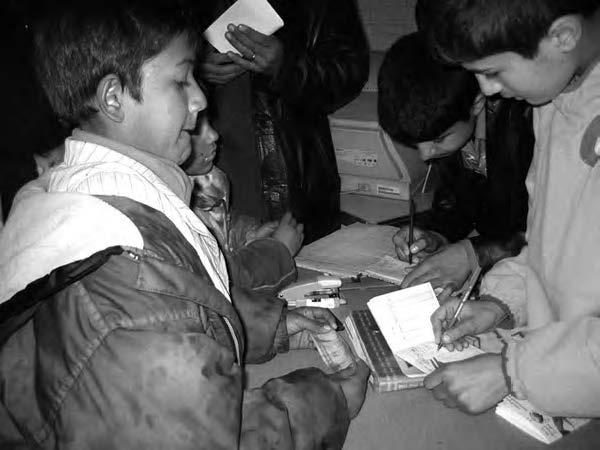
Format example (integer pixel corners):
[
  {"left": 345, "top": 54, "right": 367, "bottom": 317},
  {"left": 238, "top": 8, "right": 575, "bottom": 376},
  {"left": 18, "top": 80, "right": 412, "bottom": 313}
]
[{"left": 329, "top": 52, "right": 432, "bottom": 223}]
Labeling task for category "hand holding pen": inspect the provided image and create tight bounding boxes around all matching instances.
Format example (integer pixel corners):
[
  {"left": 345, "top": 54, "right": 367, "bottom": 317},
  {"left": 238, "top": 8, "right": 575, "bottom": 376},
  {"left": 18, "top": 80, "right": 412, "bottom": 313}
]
[{"left": 431, "top": 267, "right": 488, "bottom": 352}]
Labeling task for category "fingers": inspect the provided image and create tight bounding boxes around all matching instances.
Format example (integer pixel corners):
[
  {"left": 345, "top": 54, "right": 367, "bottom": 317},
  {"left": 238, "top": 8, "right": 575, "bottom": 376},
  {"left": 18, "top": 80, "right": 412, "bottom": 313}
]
[
  {"left": 423, "top": 368, "right": 444, "bottom": 389},
  {"left": 199, "top": 61, "right": 246, "bottom": 84},
  {"left": 430, "top": 300, "right": 460, "bottom": 345},
  {"left": 440, "top": 319, "right": 479, "bottom": 347},
  {"left": 295, "top": 307, "right": 337, "bottom": 331},
  {"left": 254, "top": 220, "right": 278, "bottom": 239}
]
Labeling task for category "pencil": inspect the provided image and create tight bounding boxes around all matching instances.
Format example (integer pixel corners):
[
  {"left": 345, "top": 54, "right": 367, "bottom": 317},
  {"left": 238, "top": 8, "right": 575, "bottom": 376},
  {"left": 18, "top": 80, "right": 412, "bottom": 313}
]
[
  {"left": 408, "top": 197, "right": 415, "bottom": 264},
  {"left": 436, "top": 266, "right": 482, "bottom": 351}
]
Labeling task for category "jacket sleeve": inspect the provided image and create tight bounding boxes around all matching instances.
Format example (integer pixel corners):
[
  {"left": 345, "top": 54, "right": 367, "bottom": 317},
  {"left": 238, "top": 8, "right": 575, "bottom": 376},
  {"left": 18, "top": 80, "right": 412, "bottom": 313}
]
[
  {"left": 56, "top": 266, "right": 349, "bottom": 450},
  {"left": 262, "top": 0, "right": 369, "bottom": 114},
  {"left": 226, "top": 238, "right": 297, "bottom": 295},
  {"left": 479, "top": 247, "right": 529, "bottom": 326},
  {"left": 505, "top": 316, "right": 600, "bottom": 417},
  {"left": 469, "top": 232, "right": 526, "bottom": 272},
  {"left": 64, "top": 316, "right": 350, "bottom": 450}
]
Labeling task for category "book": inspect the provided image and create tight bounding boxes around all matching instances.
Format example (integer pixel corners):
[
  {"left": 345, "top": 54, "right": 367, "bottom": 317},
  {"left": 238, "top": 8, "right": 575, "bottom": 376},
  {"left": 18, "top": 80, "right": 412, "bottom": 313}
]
[
  {"left": 344, "top": 309, "right": 425, "bottom": 393},
  {"left": 367, "top": 283, "right": 484, "bottom": 373},
  {"left": 496, "top": 396, "right": 590, "bottom": 444},
  {"left": 203, "top": 0, "right": 284, "bottom": 55},
  {"left": 295, "top": 223, "right": 410, "bottom": 285}
]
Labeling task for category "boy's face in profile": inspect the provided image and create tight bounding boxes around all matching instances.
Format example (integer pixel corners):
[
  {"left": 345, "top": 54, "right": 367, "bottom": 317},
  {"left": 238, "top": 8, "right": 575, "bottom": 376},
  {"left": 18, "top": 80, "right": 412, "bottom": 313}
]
[
  {"left": 185, "top": 115, "right": 220, "bottom": 175},
  {"left": 121, "top": 33, "right": 206, "bottom": 164},
  {"left": 416, "top": 118, "right": 475, "bottom": 161},
  {"left": 462, "top": 39, "right": 577, "bottom": 106}
]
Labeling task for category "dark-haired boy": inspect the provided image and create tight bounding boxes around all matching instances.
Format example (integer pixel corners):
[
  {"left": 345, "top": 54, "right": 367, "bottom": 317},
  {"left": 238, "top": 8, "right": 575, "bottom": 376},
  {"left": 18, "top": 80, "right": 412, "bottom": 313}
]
[
  {"left": 378, "top": 32, "right": 533, "bottom": 297},
  {"left": 418, "top": 0, "right": 600, "bottom": 417},
  {"left": 0, "top": 2, "right": 368, "bottom": 447}
]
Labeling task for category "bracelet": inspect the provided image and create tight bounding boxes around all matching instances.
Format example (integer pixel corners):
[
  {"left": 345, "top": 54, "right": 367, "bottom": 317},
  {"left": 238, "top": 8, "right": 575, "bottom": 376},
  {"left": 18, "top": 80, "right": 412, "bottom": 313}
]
[{"left": 500, "top": 344, "right": 514, "bottom": 394}]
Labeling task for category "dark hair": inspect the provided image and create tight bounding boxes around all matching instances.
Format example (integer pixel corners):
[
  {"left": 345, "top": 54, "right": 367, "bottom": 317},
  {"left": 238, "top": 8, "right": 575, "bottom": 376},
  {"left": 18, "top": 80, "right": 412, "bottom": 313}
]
[
  {"left": 377, "top": 32, "right": 479, "bottom": 146},
  {"left": 417, "top": 0, "right": 600, "bottom": 64},
  {"left": 32, "top": 0, "right": 201, "bottom": 125}
]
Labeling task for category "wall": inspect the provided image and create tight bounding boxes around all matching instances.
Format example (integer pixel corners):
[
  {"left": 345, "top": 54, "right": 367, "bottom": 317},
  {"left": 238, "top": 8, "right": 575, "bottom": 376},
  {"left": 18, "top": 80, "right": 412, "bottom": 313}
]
[{"left": 357, "top": 0, "right": 417, "bottom": 52}]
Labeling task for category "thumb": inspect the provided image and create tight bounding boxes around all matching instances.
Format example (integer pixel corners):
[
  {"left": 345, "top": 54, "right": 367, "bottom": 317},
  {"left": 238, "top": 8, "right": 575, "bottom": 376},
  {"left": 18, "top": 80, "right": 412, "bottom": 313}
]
[
  {"left": 294, "top": 315, "right": 332, "bottom": 334},
  {"left": 441, "top": 318, "right": 478, "bottom": 345}
]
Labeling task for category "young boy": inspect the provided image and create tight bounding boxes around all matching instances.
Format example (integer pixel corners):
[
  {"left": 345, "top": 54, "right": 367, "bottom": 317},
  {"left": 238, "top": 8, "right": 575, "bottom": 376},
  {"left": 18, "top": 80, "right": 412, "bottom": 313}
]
[
  {"left": 185, "top": 114, "right": 303, "bottom": 257},
  {"left": 0, "top": 2, "right": 369, "bottom": 448},
  {"left": 378, "top": 32, "right": 533, "bottom": 298},
  {"left": 417, "top": 0, "right": 600, "bottom": 417}
]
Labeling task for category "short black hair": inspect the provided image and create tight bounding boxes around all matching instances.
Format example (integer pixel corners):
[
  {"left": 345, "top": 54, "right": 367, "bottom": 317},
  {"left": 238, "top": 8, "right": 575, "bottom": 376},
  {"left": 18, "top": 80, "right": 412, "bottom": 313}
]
[
  {"left": 32, "top": 0, "right": 201, "bottom": 125},
  {"left": 377, "top": 32, "right": 479, "bottom": 146},
  {"left": 417, "top": 0, "right": 600, "bottom": 64}
]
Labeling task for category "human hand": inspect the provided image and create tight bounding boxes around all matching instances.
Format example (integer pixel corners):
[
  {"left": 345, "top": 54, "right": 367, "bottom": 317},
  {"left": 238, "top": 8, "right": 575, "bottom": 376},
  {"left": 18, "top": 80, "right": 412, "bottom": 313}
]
[
  {"left": 273, "top": 212, "right": 304, "bottom": 257},
  {"left": 328, "top": 359, "right": 370, "bottom": 419},
  {"left": 199, "top": 49, "right": 246, "bottom": 85},
  {"left": 286, "top": 307, "right": 339, "bottom": 350},
  {"left": 431, "top": 299, "right": 506, "bottom": 351},
  {"left": 400, "top": 241, "right": 474, "bottom": 298},
  {"left": 393, "top": 227, "right": 447, "bottom": 263},
  {"left": 224, "top": 24, "right": 284, "bottom": 77},
  {"left": 252, "top": 220, "right": 279, "bottom": 240},
  {"left": 423, "top": 354, "right": 509, "bottom": 414}
]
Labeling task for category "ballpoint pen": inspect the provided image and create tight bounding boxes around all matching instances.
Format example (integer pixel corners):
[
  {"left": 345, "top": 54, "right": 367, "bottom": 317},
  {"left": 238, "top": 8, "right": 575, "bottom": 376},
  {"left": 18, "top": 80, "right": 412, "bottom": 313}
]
[
  {"left": 408, "top": 197, "right": 415, "bottom": 264},
  {"left": 436, "top": 266, "right": 482, "bottom": 351}
]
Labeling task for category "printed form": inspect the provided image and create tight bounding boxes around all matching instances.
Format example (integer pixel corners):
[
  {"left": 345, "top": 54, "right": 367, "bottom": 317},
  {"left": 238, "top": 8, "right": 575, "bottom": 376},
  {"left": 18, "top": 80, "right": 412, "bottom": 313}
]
[{"left": 367, "top": 283, "right": 483, "bottom": 373}]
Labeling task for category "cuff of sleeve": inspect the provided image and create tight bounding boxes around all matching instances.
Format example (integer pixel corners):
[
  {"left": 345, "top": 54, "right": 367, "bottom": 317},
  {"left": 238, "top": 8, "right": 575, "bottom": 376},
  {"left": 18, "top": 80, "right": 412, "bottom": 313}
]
[
  {"left": 504, "top": 341, "right": 527, "bottom": 399},
  {"left": 461, "top": 239, "right": 480, "bottom": 271},
  {"left": 275, "top": 306, "right": 290, "bottom": 354},
  {"left": 479, "top": 294, "right": 515, "bottom": 329}
]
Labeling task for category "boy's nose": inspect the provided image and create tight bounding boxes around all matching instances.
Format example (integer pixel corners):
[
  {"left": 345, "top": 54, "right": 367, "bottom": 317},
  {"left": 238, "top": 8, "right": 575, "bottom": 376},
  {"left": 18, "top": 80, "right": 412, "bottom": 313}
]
[
  {"left": 189, "top": 80, "right": 207, "bottom": 114},
  {"left": 475, "top": 74, "right": 502, "bottom": 96}
]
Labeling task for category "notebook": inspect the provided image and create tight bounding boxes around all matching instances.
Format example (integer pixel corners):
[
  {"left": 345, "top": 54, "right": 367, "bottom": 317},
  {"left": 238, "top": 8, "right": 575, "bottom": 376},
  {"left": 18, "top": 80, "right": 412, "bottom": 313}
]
[
  {"left": 344, "top": 309, "right": 425, "bottom": 393},
  {"left": 496, "top": 396, "right": 590, "bottom": 444},
  {"left": 295, "top": 223, "right": 410, "bottom": 285},
  {"left": 367, "top": 283, "right": 484, "bottom": 374},
  {"left": 203, "top": 0, "right": 284, "bottom": 54}
]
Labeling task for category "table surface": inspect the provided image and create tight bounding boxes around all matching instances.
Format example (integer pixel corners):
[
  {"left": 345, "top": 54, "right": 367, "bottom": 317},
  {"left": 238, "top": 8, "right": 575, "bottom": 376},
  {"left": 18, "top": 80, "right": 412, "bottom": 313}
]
[{"left": 246, "top": 276, "right": 600, "bottom": 450}]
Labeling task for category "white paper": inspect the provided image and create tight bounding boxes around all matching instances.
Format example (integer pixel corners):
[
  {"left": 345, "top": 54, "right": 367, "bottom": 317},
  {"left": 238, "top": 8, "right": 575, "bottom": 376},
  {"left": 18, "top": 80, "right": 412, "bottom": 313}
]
[
  {"left": 203, "top": 0, "right": 284, "bottom": 54},
  {"left": 368, "top": 283, "right": 439, "bottom": 352},
  {"left": 368, "top": 283, "right": 485, "bottom": 374}
]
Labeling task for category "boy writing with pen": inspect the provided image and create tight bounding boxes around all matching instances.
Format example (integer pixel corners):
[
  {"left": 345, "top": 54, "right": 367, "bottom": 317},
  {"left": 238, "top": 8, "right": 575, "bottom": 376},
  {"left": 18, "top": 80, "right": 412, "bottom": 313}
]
[
  {"left": 378, "top": 31, "right": 533, "bottom": 300},
  {"left": 419, "top": 0, "right": 600, "bottom": 417}
]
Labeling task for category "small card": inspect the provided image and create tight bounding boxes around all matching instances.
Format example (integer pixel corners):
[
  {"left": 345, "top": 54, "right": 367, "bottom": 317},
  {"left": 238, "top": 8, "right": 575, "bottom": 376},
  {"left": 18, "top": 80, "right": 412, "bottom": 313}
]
[{"left": 203, "top": 0, "right": 284, "bottom": 54}]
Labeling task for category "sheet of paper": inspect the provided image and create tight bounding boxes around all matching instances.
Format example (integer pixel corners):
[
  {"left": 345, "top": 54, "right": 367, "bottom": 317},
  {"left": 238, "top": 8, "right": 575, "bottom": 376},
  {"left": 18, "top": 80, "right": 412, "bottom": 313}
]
[
  {"left": 367, "top": 283, "right": 439, "bottom": 352},
  {"left": 203, "top": 0, "right": 284, "bottom": 54},
  {"left": 365, "top": 255, "right": 410, "bottom": 285},
  {"left": 295, "top": 223, "right": 399, "bottom": 277},
  {"left": 397, "top": 342, "right": 485, "bottom": 373}
]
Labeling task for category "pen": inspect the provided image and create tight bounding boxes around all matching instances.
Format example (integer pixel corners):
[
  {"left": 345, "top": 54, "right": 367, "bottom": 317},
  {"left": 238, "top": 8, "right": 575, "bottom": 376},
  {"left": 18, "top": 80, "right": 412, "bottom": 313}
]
[
  {"left": 436, "top": 266, "right": 482, "bottom": 351},
  {"left": 408, "top": 197, "right": 415, "bottom": 264}
]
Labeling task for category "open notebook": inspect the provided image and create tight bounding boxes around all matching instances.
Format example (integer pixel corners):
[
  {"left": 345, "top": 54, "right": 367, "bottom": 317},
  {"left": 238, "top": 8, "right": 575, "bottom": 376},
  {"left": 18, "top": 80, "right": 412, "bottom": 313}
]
[
  {"left": 295, "top": 223, "right": 410, "bottom": 285},
  {"left": 367, "top": 283, "right": 483, "bottom": 373}
]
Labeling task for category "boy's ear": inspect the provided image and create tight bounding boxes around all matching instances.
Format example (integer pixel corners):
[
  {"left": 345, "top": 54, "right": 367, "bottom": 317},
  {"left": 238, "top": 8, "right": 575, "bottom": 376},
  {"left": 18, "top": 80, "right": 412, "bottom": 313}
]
[
  {"left": 547, "top": 15, "right": 582, "bottom": 53},
  {"left": 94, "top": 74, "right": 125, "bottom": 123}
]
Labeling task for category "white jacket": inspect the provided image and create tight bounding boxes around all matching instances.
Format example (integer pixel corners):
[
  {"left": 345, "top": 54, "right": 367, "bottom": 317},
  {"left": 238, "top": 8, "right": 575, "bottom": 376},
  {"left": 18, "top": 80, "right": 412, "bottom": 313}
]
[{"left": 480, "top": 62, "right": 600, "bottom": 417}]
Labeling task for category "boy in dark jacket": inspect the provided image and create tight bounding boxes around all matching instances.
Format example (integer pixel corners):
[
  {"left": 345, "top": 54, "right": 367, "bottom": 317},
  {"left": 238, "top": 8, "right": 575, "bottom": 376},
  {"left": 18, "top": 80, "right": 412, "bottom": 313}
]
[
  {"left": 0, "top": 1, "right": 369, "bottom": 448},
  {"left": 378, "top": 32, "right": 534, "bottom": 298}
]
